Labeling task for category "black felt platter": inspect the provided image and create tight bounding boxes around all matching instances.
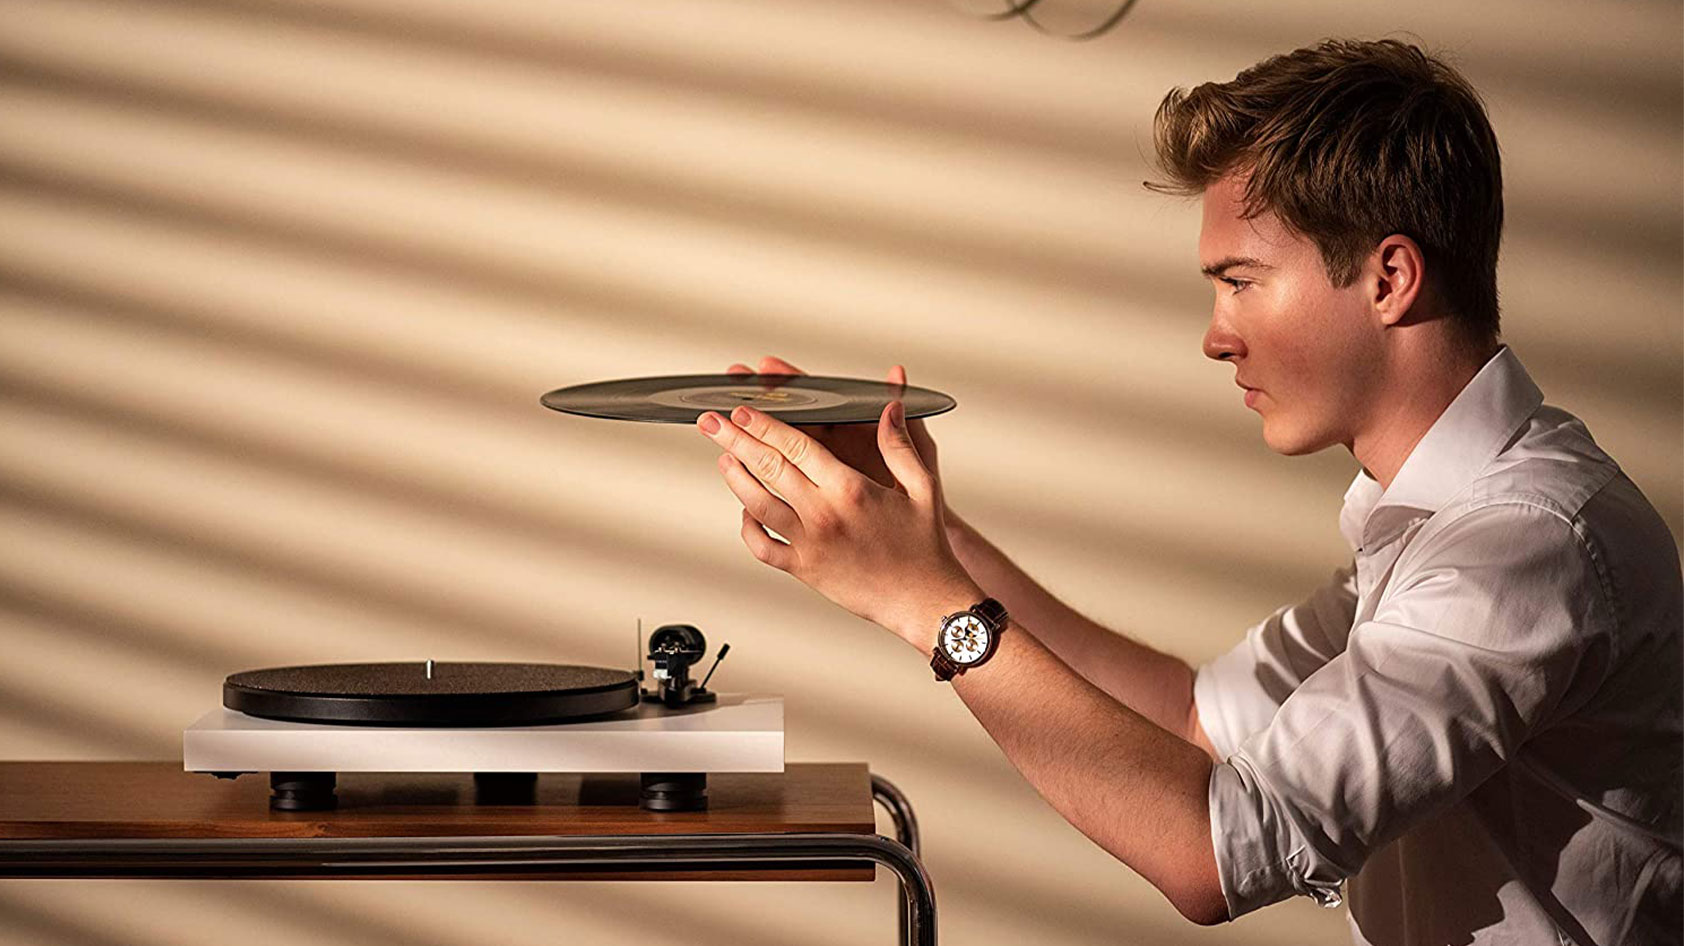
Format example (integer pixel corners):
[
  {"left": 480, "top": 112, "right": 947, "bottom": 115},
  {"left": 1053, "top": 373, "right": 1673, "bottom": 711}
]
[{"left": 223, "top": 662, "right": 640, "bottom": 726}]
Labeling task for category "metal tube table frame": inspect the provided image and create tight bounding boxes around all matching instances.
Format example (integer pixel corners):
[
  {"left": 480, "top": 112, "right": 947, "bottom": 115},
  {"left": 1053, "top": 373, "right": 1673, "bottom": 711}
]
[{"left": 0, "top": 772, "right": 933, "bottom": 945}]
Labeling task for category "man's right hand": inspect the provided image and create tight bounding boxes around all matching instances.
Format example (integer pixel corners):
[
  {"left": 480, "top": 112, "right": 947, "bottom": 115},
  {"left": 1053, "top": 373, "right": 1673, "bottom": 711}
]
[{"left": 724, "top": 355, "right": 943, "bottom": 494}]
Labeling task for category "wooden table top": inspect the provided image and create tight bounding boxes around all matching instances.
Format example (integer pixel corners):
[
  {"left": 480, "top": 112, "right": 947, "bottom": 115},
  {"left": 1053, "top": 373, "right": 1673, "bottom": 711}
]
[{"left": 0, "top": 762, "right": 879, "bottom": 881}]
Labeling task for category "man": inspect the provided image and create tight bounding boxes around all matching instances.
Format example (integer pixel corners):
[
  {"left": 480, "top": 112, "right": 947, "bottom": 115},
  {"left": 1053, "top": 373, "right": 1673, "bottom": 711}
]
[{"left": 695, "top": 39, "right": 1681, "bottom": 944}]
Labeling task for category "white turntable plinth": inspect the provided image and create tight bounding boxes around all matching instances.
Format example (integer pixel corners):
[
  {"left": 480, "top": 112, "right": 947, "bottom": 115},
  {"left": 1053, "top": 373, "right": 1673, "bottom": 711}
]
[{"left": 183, "top": 694, "right": 783, "bottom": 774}]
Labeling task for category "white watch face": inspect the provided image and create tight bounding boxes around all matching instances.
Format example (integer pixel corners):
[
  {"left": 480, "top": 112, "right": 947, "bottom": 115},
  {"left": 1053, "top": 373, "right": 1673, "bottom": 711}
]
[{"left": 941, "top": 614, "right": 991, "bottom": 664}]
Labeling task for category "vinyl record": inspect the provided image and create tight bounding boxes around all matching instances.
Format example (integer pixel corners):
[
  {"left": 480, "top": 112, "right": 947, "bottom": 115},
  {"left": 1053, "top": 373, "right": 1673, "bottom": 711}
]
[
  {"left": 540, "top": 373, "right": 957, "bottom": 425},
  {"left": 223, "top": 662, "right": 640, "bottom": 726}
]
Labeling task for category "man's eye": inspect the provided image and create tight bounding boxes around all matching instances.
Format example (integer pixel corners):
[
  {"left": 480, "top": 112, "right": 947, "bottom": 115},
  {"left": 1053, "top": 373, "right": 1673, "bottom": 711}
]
[{"left": 1220, "top": 277, "right": 1251, "bottom": 294}]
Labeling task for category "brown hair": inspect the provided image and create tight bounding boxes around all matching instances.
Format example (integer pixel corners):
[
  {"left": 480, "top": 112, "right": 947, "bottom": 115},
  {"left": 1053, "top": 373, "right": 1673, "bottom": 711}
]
[{"left": 1149, "top": 38, "right": 1504, "bottom": 341}]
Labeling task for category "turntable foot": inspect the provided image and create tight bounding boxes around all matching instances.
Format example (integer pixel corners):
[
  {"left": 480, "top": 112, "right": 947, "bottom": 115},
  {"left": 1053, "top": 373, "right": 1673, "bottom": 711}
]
[
  {"left": 640, "top": 772, "right": 707, "bottom": 811},
  {"left": 474, "top": 772, "right": 538, "bottom": 804},
  {"left": 270, "top": 772, "right": 337, "bottom": 811}
]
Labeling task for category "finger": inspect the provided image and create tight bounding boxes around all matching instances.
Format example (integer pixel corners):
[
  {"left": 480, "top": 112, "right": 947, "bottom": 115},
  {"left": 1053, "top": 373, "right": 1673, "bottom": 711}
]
[
  {"left": 906, "top": 415, "right": 937, "bottom": 468},
  {"left": 718, "top": 452, "right": 804, "bottom": 541},
  {"left": 698, "top": 410, "right": 819, "bottom": 500},
  {"left": 758, "top": 355, "right": 807, "bottom": 376},
  {"left": 740, "top": 509, "right": 796, "bottom": 571},
  {"left": 877, "top": 401, "right": 936, "bottom": 504},
  {"left": 892, "top": 364, "right": 936, "bottom": 456},
  {"left": 726, "top": 404, "right": 848, "bottom": 491},
  {"left": 726, "top": 362, "right": 754, "bottom": 375}
]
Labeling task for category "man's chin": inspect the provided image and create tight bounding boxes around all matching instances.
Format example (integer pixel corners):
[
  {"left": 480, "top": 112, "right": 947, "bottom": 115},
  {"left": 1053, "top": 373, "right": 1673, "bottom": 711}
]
[{"left": 1259, "top": 418, "right": 1329, "bottom": 457}]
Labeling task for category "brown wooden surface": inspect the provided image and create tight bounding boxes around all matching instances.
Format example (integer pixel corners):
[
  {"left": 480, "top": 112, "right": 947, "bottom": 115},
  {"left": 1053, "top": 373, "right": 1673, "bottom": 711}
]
[{"left": 0, "top": 762, "right": 879, "bottom": 881}]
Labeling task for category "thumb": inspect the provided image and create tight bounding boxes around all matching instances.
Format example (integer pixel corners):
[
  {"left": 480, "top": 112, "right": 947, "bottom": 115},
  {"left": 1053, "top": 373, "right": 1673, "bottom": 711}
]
[
  {"left": 889, "top": 364, "right": 936, "bottom": 462},
  {"left": 877, "top": 401, "right": 935, "bottom": 503}
]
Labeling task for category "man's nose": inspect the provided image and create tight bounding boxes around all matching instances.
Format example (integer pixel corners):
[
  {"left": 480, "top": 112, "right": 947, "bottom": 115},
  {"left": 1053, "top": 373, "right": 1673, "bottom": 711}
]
[{"left": 1202, "top": 312, "right": 1245, "bottom": 362}]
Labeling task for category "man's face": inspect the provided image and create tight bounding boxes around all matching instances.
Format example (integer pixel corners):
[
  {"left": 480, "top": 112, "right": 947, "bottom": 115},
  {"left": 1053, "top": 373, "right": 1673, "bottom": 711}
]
[{"left": 1197, "top": 174, "right": 1383, "bottom": 455}]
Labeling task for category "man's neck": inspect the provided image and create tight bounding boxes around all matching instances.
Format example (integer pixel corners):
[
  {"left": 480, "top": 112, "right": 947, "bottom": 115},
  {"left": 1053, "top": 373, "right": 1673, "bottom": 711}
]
[{"left": 1350, "top": 339, "right": 1499, "bottom": 490}]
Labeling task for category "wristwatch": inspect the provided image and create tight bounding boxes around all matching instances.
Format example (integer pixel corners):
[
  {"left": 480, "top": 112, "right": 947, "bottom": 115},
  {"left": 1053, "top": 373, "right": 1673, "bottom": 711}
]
[{"left": 930, "top": 597, "right": 1009, "bottom": 681}]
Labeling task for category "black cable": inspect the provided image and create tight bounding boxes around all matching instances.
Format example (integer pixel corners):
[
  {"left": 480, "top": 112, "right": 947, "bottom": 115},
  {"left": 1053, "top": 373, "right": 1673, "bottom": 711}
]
[
  {"left": 971, "top": 0, "right": 1142, "bottom": 41},
  {"left": 978, "top": 0, "right": 1047, "bottom": 20}
]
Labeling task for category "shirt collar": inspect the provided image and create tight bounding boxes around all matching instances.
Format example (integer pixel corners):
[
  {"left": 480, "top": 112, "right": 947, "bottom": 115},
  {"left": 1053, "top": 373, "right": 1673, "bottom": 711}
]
[{"left": 1339, "top": 346, "right": 1544, "bottom": 552}]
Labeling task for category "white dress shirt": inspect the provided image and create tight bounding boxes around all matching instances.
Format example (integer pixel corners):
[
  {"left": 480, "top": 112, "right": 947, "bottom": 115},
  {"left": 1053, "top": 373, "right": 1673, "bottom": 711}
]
[{"left": 1194, "top": 346, "right": 1682, "bottom": 945}]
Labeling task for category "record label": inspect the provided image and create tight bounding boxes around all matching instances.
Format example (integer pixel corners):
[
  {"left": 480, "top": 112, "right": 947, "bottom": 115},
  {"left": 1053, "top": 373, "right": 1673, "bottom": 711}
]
[{"left": 645, "top": 384, "right": 853, "bottom": 413}]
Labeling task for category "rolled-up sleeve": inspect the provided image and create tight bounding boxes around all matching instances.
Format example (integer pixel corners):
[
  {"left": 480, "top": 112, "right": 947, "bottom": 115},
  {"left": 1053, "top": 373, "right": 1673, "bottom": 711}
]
[
  {"left": 1203, "top": 502, "right": 1613, "bottom": 918},
  {"left": 1195, "top": 561, "right": 1359, "bottom": 760}
]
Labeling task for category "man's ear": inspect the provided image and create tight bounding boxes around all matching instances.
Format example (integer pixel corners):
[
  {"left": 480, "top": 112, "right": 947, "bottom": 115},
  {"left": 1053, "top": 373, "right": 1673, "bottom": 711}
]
[{"left": 1368, "top": 234, "right": 1426, "bottom": 327}]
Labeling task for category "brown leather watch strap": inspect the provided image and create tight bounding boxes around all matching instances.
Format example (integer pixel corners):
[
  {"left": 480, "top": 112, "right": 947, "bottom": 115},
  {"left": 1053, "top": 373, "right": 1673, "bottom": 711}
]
[
  {"left": 930, "top": 650, "right": 959, "bottom": 681},
  {"left": 972, "top": 597, "right": 1008, "bottom": 632}
]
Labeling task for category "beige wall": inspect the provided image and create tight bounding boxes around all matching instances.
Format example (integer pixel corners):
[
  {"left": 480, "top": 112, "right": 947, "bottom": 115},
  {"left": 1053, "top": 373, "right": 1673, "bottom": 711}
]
[{"left": 0, "top": 0, "right": 1678, "bottom": 943}]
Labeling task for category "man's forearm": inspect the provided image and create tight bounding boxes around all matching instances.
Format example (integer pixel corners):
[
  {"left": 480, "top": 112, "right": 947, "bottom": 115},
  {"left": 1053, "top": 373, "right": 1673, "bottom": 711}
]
[
  {"left": 900, "top": 578, "right": 1227, "bottom": 925},
  {"left": 944, "top": 511, "right": 1203, "bottom": 743}
]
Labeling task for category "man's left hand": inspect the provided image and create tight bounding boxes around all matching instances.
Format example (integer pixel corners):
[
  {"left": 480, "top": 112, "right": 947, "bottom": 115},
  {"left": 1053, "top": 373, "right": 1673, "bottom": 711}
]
[{"left": 697, "top": 401, "right": 980, "bottom": 649}]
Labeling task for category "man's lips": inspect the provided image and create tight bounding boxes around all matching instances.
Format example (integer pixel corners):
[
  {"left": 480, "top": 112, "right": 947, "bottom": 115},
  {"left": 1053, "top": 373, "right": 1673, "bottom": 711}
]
[{"left": 1236, "top": 379, "right": 1262, "bottom": 409}]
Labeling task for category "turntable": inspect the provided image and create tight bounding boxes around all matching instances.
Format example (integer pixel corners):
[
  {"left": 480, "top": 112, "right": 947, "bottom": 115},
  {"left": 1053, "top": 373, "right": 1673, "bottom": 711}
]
[
  {"left": 184, "top": 624, "right": 779, "bottom": 813},
  {"left": 183, "top": 370, "right": 950, "bottom": 815}
]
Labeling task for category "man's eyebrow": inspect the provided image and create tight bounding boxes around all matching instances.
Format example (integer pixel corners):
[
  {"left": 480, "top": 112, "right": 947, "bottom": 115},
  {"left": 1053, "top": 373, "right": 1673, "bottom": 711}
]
[{"left": 1199, "top": 256, "right": 1273, "bottom": 278}]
